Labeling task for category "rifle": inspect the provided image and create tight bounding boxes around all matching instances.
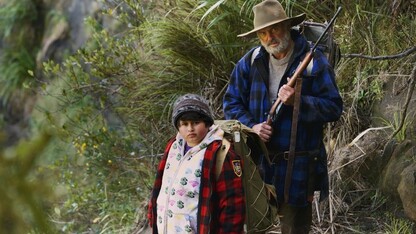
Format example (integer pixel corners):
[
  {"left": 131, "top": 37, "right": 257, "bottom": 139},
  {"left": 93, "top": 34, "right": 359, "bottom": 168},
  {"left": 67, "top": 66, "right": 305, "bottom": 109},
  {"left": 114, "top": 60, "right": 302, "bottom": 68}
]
[{"left": 266, "top": 7, "right": 342, "bottom": 125}]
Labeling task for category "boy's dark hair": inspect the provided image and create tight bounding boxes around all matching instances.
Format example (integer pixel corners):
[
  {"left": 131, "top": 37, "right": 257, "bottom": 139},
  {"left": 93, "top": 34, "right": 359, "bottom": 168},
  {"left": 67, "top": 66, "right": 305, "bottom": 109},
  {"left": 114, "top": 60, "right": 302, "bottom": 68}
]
[{"left": 176, "top": 112, "right": 213, "bottom": 129}]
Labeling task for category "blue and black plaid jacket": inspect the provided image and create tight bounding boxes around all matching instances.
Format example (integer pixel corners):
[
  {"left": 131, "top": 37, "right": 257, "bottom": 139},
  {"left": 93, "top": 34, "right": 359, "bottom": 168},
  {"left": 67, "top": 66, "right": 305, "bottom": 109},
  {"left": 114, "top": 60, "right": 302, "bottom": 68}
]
[{"left": 223, "top": 30, "right": 343, "bottom": 206}]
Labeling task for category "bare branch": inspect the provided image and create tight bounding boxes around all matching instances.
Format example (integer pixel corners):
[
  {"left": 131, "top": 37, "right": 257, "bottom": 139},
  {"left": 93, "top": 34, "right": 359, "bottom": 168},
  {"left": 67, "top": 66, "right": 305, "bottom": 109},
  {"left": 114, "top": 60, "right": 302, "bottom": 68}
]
[
  {"left": 342, "top": 46, "right": 416, "bottom": 60},
  {"left": 389, "top": 62, "right": 416, "bottom": 140}
]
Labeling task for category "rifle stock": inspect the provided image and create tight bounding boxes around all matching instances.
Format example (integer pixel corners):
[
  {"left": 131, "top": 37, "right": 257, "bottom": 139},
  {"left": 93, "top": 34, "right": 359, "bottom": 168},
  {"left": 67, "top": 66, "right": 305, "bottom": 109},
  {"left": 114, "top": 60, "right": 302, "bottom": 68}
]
[
  {"left": 266, "top": 7, "right": 342, "bottom": 125},
  {"left": 266, "top": 52, "right": 313, "bottom": 125}
]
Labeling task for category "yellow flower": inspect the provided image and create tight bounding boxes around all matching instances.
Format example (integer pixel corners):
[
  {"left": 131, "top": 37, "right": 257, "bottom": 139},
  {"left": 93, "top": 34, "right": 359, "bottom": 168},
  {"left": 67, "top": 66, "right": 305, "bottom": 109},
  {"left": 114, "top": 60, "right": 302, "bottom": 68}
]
[{"left": 79, "top": 143, "right": 87, "bottom": 154}]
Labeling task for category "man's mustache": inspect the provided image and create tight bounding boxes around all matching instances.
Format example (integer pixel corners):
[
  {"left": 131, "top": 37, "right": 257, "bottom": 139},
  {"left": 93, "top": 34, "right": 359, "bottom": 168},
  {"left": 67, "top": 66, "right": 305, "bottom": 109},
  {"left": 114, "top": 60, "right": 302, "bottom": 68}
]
[{"left": 268, "top": 39, "right": 280, "bottom": 46}]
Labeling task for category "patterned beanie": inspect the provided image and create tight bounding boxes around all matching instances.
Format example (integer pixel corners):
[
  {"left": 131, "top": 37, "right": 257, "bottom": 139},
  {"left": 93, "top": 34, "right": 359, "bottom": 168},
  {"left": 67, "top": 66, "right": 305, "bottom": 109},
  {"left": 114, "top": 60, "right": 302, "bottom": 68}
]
[{"left": 172, "top": 93, "right": 214, "bottom": 129}]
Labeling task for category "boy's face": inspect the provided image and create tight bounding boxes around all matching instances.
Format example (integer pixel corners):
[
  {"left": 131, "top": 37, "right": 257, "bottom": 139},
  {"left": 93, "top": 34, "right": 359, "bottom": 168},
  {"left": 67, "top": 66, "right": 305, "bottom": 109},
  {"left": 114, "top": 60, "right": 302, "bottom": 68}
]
[{"left": 178, "top": 120, "right": 209, "bottom": 147}]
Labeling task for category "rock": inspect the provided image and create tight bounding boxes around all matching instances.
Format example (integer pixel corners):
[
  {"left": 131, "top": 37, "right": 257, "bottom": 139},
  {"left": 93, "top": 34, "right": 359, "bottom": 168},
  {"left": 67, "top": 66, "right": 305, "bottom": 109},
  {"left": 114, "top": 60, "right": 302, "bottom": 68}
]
[
  {"left": 330, "top": 129, "right": 388, "bottom": 190},
  {"left": 379, "top": 140, "right": 414, "bottom": 202},
  {"left": 36, "top": 19, "right": 70, "bottom": 66},
  {"left": 398, "top": 160, "right": 416, "bottom": 221}
]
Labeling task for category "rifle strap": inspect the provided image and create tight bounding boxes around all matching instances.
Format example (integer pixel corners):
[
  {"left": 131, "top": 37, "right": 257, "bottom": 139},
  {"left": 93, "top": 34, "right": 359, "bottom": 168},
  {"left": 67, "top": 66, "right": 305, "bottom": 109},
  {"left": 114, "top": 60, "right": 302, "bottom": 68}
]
[
  {"left": 251, "top": 46, "right": 261, "bottom": 65},
  {"left": 306, "top": 58, "right": 314, "bottom": 76},
  {"left": 284, "top": 77, "right": 303, "bottom": 203}
]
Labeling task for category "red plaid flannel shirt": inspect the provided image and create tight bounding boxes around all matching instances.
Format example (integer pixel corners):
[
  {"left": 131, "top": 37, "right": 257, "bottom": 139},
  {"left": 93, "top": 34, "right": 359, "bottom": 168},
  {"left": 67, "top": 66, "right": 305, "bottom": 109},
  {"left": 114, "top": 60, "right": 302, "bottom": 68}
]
[{"left": 148, "top": 137, "right": 245, "bottom": 233}]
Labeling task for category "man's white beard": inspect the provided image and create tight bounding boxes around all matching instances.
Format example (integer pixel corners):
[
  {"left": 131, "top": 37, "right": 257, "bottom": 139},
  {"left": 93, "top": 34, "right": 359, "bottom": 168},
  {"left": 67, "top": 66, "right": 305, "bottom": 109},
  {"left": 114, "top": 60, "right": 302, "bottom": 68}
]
[{"left": 262, "top": 32, "right": 291, "bottom": 55}]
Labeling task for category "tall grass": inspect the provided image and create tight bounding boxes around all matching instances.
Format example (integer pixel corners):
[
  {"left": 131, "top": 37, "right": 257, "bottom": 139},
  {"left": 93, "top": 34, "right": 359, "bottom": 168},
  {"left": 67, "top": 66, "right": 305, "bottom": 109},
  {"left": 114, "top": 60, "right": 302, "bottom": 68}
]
[{"left": 0, "top": 0, "right": 41, "bottom": 104}]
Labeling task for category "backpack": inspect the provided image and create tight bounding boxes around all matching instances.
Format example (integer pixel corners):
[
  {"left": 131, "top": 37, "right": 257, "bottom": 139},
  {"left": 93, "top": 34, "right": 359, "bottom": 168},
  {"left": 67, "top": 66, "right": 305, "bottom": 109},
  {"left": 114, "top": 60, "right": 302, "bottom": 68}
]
[
  {"left": 215, "top": 120, "right": 278, "bottom": 234},
  {"left": 299, "top": 21, "right": 341, "bottom": 68}
]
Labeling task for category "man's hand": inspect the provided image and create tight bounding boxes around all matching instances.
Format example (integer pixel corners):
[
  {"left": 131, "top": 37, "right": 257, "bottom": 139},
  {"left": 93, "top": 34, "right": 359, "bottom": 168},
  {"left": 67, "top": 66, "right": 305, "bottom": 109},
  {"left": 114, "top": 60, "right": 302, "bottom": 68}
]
[
  {"left": 252, "top": 122, "right": 273, "bottom": 142},
  {"left": 278, "top": 84, "right": 295, "bottom": 106}
]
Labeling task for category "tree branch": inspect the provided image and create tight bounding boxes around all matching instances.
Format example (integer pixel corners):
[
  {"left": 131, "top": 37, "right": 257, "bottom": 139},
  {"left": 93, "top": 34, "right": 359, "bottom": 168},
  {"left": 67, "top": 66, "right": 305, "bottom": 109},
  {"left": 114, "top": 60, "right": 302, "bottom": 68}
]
[
  {"left": 342, "top": 46, "right": 416, "bottom": 60},
  {"left": 389, "top": 61, "right": 416, "bottom": 140}
]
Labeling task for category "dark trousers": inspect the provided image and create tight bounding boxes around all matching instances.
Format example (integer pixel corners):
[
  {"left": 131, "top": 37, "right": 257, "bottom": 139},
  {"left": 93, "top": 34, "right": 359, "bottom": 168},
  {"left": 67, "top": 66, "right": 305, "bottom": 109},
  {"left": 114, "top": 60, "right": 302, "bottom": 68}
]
[{"left": 278, "top": 202, "right": 312, "bottom": 234}]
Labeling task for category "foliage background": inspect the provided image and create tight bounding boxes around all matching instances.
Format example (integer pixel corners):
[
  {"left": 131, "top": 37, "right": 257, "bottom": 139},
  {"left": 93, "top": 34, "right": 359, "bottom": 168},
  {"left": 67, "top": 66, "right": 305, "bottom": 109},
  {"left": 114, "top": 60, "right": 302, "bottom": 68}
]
[{"left": 0, "top": 0, "right": 414, "bottom": 233}]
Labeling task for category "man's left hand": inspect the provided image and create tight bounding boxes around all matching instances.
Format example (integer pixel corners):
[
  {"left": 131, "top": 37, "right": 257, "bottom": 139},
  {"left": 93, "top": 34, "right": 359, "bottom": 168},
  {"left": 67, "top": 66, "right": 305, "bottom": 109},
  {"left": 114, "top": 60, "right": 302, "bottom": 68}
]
[{"left": 278, "top": 84, "right": 295, "bottom": 105}]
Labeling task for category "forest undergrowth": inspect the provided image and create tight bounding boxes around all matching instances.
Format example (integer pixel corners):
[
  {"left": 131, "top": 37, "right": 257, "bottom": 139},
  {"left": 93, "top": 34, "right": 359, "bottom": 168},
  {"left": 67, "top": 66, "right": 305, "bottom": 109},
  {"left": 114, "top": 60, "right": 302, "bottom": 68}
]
[{"left": 0, "top": 0, "right": 415, "bottom": 233}]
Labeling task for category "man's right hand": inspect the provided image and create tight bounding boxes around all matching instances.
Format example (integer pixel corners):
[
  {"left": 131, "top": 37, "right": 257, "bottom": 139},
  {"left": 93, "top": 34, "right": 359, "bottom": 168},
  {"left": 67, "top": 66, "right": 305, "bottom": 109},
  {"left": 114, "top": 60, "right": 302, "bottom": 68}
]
[{"left": 252, "top": 122, "right": 273, "bottom": 142}]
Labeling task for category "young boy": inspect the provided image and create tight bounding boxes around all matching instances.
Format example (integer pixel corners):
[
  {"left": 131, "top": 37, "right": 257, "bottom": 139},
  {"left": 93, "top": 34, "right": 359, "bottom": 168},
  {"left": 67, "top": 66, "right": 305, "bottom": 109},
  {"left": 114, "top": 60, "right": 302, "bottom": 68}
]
[{"left": 147, "top": 94, "right": 245, "bottom": 234}]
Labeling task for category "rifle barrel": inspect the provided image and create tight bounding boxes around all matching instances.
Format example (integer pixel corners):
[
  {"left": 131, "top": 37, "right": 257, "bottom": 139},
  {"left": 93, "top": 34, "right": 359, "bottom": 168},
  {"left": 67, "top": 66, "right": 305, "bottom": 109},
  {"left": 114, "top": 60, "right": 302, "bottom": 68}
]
[{"left": 311, "top": 6, "right": 342, "bottom": 52}]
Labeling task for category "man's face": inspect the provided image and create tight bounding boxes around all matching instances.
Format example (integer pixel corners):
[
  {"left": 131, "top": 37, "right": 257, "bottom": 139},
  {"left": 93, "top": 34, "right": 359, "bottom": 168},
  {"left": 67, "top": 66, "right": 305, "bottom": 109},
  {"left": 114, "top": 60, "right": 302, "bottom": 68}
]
[{"left": 257, "top": 23, "right": 291, "bottom": 57}]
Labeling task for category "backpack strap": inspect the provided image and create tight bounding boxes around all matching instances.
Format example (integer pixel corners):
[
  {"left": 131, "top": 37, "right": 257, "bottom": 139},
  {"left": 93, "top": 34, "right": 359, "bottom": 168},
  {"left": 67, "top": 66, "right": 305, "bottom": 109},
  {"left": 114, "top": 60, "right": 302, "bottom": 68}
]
[
  {"left": 250, "top": 46, "right": 270, "bottom": 93},
  {"left": 305, "top": 58, "right": 314, "bottom": 76},
  {"left": 215, "top": 138, "right": 231, "bottom": 180},
  {"left": 251, "top": 46, "right": 261, "bottom": 65}
]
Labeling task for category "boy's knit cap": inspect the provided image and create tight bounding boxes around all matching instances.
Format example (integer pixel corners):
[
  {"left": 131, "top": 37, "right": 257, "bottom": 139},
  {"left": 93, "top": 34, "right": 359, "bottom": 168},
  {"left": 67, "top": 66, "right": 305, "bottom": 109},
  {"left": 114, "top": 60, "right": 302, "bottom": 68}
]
[{"left": 172, "top": 94, "right": 214, "bottom": 129}]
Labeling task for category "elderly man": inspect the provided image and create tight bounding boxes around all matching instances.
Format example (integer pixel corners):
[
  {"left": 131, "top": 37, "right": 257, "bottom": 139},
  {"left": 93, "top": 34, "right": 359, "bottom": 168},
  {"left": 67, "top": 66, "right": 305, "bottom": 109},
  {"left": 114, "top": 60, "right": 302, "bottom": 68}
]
[{"left": 223, "top": 0, "right": 343, "bottom": 233}]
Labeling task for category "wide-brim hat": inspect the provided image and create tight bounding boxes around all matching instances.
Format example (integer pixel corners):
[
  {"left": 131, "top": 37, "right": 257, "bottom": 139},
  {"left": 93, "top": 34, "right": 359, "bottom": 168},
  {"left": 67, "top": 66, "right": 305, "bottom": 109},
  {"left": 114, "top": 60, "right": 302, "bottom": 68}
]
[{"left": 238, "top": 0, "right": 306, "bottom": 38}]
